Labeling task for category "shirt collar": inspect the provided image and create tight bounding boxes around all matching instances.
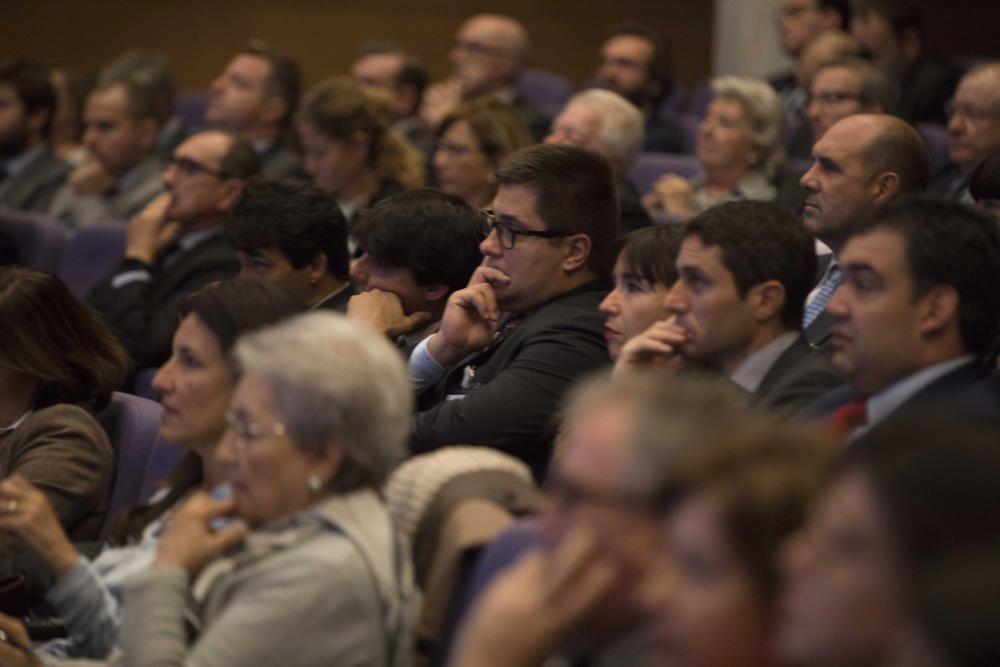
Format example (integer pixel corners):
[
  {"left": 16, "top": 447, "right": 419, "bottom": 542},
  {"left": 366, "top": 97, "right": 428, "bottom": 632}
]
[
  {"left": 0, "top": 409, "right": 33, "bottom": 436},
  {"left": 178, "top": 226, "right": 222, "bottom": 252},
  {"left": 730, "top": 331, "right": 799, "bottom": 393},
  {"left": 117, "top": 157, "right": 161, "bottom": 193},
  {"left": 865, "top": 356, "right": 975, "bottom": 429}
]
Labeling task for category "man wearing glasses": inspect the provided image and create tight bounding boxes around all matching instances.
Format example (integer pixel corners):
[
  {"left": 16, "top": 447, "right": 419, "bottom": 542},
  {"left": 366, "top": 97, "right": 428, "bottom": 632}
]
[
  {"left": 88, "top": 130, "right": 259, "bottom": 368},
  {"left": 409, "top": 144, "right": 616, "bottom": 481},
  {"left": 932, "top": 62, "right": 1000, "bottom": 202}
]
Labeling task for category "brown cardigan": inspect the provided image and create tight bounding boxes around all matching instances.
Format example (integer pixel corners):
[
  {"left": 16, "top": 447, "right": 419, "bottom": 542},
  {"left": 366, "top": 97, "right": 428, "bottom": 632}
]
[{"left": 0, "top": 403, "right": 114, "bottom": 554}]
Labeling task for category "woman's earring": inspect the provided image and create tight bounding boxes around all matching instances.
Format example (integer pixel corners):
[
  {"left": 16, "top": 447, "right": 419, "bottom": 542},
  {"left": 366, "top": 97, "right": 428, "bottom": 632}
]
[{"left": 308, "top": 475, "right": 323, "bottom": 493}]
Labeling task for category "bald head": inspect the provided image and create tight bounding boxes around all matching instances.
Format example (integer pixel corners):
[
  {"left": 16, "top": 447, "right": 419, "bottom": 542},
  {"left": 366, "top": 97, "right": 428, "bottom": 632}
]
[
  {"left": 450, "top": 14, "right": 530, "bottom": 96},
  {"left": 858, "top": 114, "right": 929, "bottom": 191},
  {"left": 947, "top": 62, "right": 1000, "bottom": 173}
]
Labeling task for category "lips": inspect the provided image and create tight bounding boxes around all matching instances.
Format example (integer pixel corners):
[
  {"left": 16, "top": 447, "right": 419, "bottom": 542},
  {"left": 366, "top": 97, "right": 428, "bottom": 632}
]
[{"left": 604, "top": 326, "right": 621, "bottom": 340}]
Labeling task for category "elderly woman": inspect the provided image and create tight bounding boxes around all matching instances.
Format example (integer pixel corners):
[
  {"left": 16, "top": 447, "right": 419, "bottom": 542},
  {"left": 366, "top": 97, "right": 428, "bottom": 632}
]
[
  {"left": 433, "top": 97, "right": 534, "bottom": 210},
  {"left": 643, "top": 76, "right": 784, "bottom": 220},
  {"left": 0, "top": 267, "right": 128, "bottom": 553},
  {"left": 0, "top": 280, "right": 297, "bottom": 660},
  {"left": 298, "top": 76, "right": 425, "bottom": 221}
]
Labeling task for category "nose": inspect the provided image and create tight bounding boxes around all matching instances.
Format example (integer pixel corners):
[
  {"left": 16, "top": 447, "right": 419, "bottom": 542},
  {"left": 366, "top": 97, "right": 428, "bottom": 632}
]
[
  {"left": 778, "top": 529, "right": 813, "bottom": 578},
  {"left": 151, "top": 358, "right": 174, "bottom": 395},
  {"left": 214, "top": 427, "right": 240, "bottom": 469},
  {"left": 805, "top": 98, "right": 822, "bottom": 124},
  {"left": 432, "top": 146, "right": 448, "bottom": 171},
  {"left": 825, "top": 282, "right": 848, "bottom": 318},
  {"left": 599, "top": 287, "right": 621, "bottom": 317},
  {"left": 663, "top": 281, "right": 688, "bottom": 315},
  {"left": 82, "top": 125, "right": 98, "bottom": 151},
  {"left": 350, "top": 252, "right": 371, "bottom": 287},
  {"left": 800, "top": 162, "right": 819, "bottom": 192},
  {"left": 946, "top": 109, "right": 963, "bottom": 135},
  {"left": 479, "top": 225, "right": 502, "bottom": 258},
  {"left": 209, "top": 74, "right": 225, "bottom": 95}
]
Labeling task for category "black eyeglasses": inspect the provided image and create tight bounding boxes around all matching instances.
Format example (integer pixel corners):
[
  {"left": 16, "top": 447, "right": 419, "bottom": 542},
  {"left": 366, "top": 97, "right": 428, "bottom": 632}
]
[
  {"left": 480, "top": 210, "right": 575, "bottom": 250},
  {"left": 805, "top": 91, "right": 862, "bottom": 107},
  {"left": 167, "top": 156, "right": 230, "bottom": 179}
]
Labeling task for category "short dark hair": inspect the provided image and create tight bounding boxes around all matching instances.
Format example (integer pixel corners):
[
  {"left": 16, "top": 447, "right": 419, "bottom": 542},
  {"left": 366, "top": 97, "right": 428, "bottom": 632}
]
[
  {"left": 496, "top": 144, "right": 620, "bottom": 278},
  {"left": 0, "top": 267, "right": 128, "bottom": 411},
  {"left": 216, "top": 131, "right": 261, "bottom": 180},
  {"left": 848, "top": 196, "right": 1000, "bottom": 356},
  {"left": 239, "top": 40, "right": 301, "bottom": 127},
  {"left": 969, "top": 152, "right": 1000, "bottom": 202},
  {"left": 619, "top": 225, "right": 683, "bottom": 289},
  {"left": 97, "top": 48, "right": 175, "bottom": 126},
  {"left": 818, "top": 0, "right": 851, "bottom": 29},
  {"left": 853, "top": 0, "right": 922, "bottom": 38},
  {"left": 352, "top": 189, "right": 484, "bottom": 293},
  {"left": 227, "top": 178, "right": 349, "bottom": 280},
  {"left": 860, "top": 117, "right": 929, "bottom": 192},
  {"left": 606, "top": 21, "right": 675, "bottom": 104},
  {"left": 356, "top": 41, "right": 429, "bottom": 104},
  {"left": 0, "top": 59, "right": 57, "bottom": 136},
  {"left": 683, "top": 201, "right": 817, "bottom": 330}
]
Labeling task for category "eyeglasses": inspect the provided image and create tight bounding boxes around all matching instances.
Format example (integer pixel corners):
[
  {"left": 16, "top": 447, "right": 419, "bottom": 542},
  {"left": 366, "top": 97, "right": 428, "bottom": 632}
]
[
  {"left": 435, "top": 139, "right": 480, "bottom": 158},
  {"left": 945, "top": 101, "right": 1000, "bottom": 123},
  {"left": 452, "top": 39, "right": 512, "bottom": 60},
  {"left": 806, "top": 91, "right": 862, "bottom": 107},
  {"left": 167, "top": 156, "right": 230, "bottom": 179},
  {"left": 225, "top": 408, "right": 287, "bottom": 446},
  {"left": 480, "top": 209, "right": 575, "bottom": 250}
]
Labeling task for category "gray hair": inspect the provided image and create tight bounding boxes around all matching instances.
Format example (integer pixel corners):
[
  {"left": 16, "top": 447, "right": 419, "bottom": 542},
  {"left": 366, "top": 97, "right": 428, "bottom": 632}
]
[
  {"left": 234, "top": 312, "right": 412, "bottom": 492},
  {"left": 711, "top": 76, "right": 786, "bottom": 179},
  {"left": 566, "top": 89, "right": 646, "bottom": 169}
]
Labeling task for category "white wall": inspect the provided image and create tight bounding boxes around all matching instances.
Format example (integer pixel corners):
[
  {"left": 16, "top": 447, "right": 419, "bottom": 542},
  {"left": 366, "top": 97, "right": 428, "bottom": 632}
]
[{"left": 713, "top": 0, "right": 789, "bottom": 79}]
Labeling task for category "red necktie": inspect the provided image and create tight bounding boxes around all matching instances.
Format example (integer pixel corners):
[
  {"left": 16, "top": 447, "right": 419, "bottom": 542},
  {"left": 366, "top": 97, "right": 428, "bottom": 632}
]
[{"left": 830, "top": 398, "right": 868, "bottom": 437}]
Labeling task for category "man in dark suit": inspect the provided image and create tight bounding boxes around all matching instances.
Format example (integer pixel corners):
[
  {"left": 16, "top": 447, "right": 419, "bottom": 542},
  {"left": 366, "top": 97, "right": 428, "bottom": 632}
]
[
  {"left": 348, "top": 189, "right": 484, "bottom": 355},
  {"left": 0, "top": 59, "right": 69, "bottom": 214},
  {"left": 615, "top": 201, "right": 842, "bottom": 412},
  {"left": 799, "top": 114, "right": 928, "bottom": 351},
  {"left": 204, "top": 41, "right": 303, "bottom": 179},
  {"left": 931, "top": 62, "right": 1000, "bottom": 202},
  {"left": 227, "top": 178, "right": 351, "bottom": 312},
  {"left": 408, "top": 144, "right": 616, "bottom": 479},
  {"left": 808, "top": 197, "right": 1000, "bottom": 434},
  {"left": 88, "top": 130, "right": 259, "bottom": 368},
  {"left": 769, "top": 0, "right": 850, "bottom": 111},
  {"left": 545, "top": 89, "right": 651, "bottom": 235}
]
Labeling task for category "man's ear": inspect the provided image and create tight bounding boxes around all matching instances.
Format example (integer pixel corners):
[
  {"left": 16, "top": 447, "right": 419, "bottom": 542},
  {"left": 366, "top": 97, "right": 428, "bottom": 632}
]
[
  {"left": 918, "top": 285, "right": 960, "bottom": 339},
  {"left": 218, "top": 179, "right": 248, "bottom": 212},
  {"left": 871, "top": 171, "right": 902, "bottom": 204},
  {"left": 422, "top": 282, "right": 449, "bottom": 303},
  {"left": 304, "top": 253, "right": 329, "bottom": 286},
  {"left": 560, "top": 234, "right": 592, "bottom": 273},
  {"left": 750, "top": 279, "right": 787, "bottom": 323}
]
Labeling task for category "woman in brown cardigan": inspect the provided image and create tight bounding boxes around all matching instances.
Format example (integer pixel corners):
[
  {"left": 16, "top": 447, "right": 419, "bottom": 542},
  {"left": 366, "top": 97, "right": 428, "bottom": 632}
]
[{"left": 0, "top": 266, "right": 128, "bottom": 549}]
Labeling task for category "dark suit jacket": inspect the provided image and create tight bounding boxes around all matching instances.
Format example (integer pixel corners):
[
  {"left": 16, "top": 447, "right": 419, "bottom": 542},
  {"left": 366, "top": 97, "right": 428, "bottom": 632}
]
[
  {"left": 929, "top": 163, "right": 967, "bottom": 201},
  {"left": 806, "top": 361, "right": 994, "bottom": 427},
  {"left": 88, "top": 231, "right": 239, "bottom": 368},
  {"left": 617, "top": 174, "right": 652, "bottom": 236},
  {"left": 259, "top": 141, "right": 305, "bottom": 180},
  {"left": 755, "top": 335, "right": 844, "bottom": 413},
  {"left": 644, "top": 114, "right": 686, "bottom": 154},
  {"left": 412, "top": 281, "right": 611, "bottom": 480},
  {"left": 0, "top": 147, "right": 70, "bottom": 213}
]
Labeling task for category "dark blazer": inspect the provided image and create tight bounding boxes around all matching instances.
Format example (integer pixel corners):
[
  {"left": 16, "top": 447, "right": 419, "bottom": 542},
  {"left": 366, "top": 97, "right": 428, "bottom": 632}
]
[
  {"left": 644, "top": 114, "right": 686, "bottom": 154},
  {"left": 755, "top": 335, "right": 844, "bottom": 413},
  {"left": 88, "top": 231, "right": 239, "bottom": 368},
  {"left": 259, "top": 141, "right": 305, "bottom": 180},
  {"left": 0, "top": 147, "right": 70, "bottom": 213},
  {"left": 806, "top": 361, "right": 993, "bottom": 426},
  {"left": 617, "top": 174, "right": 652, "bottom": 237},
  {"left": 312, "top": 283, "right": 355, "bottom": 313},
  {"left": 412, "top": 281, "right": 611, "bottom": 481}
]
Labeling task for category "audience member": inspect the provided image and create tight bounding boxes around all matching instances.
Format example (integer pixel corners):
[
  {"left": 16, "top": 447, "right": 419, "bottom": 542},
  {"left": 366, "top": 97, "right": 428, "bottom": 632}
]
[
  {"left": 769, "top": 0, "right": 851, "bottom": 110},
  {"left": 298, "top": 76, "right": 424, "bottom": 222},
  {"left": 227, "top": 178, "right": 352, "bottom": 311},
  {"left": 642, "top": 77, "right": 784, "bottom": 221},
  {"left": 851, "top": 0, "right": 958, "bottom": 124},
  {"left": 0, "top": 267, "right": 128, "bottom": 559},
  {"left": 617, "top": 201, "right": 843, "bottom": 411},
  {"left": 778, "top": 418, "right": 1000, "bottom": 667},
  {"left": 593, "top": 21, "right": 684, "bottom": 153},
  {"left": 0, "top": 59, "right": 69, "bottom": 213},
  {"left": 409, "top": 144, "right": 617, "bottom": 479},
  {"left": 0, "top": 312, "right": 418, "bottom": 665},
  {"left": 599, "top": 225, "right": 682, "bottom": 360},
  {"left": 88, "top": 130, "right": 259, "bottom": 368},
  {"left": 349, "top": 189, "right": 484, "bottom": 355},
  {"left": 545, "top": 89, "right": 651, "bottom": 234},
  {"left": 48, "top": 66, "right": 93, "bottom": 166},
  {"left": 799, "top": 113, "right": 928, "bottom": 349},
  {"left": 931, "top": 62, "right": 1000, "bottom": 202},
  {"left": 808, "top": 197, "right": 1000, "bottom": 435},
  {"left": 49, "top": 75, "right": 164, "bottom": 228},
  {"left": 421, "top": 14, "right": 550, "bottom": 141},
  {"left": 204, "top": 40, "right": 303, "bottom": 179},
  {"left": 968, "top": 151, "right": 1000, "bottom": 222},
  {"left": 0, "top": 280, "right": 296, "bottom": 659},
  {"left": 351, "top": 41, "right": 434, "bottom": 156},
  {"left": 433, "top": 96, "right": 533, "bottom": 210}
]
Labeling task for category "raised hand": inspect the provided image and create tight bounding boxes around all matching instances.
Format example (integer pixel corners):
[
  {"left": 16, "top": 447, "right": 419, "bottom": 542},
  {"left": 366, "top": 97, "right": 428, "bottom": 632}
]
[
  {"left": 153, "top": 491, "right": 247, "bottom": 574},
  {"left": 0, "top": 475, "right": 79, "bottom": 580},
  {"left": 125, "top": 192, "right": 179, "bottom": 264},
  {"left": 347, "top": 288, "right": 433, "bottom": 338},
  {"left": 427, "top": 266, "right": 511, "bottom": 367},
  {"left": 613, "top": 316, "right": 689, "bottom": 377}
]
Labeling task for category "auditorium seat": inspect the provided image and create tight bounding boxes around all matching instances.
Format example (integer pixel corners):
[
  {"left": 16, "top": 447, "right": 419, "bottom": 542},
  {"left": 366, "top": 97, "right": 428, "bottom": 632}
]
[
  {"left": 0, "top": 211, "right": 66, "bottom": 272},
  {"left": 138, "top": 435, "right": 187, "bottom": 504},
  {"left": 916, "top": 123, "right": 951, "bottom": 176},
  {"left": 517, "top": 69, "right": 574, "bottom": 118},
  {"left": 175, "top": 90, "right": 210, "bottom": 133},
  {"left": 57, "top": 225, "right": 126, "bottom": 297},
  {"left": 629, "top": 151, "right": 701, "bottom": 195}
]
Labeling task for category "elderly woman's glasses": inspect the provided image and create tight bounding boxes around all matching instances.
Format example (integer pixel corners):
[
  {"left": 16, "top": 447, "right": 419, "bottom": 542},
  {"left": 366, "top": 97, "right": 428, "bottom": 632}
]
[
  {"left": 225, "top": 408, "right": 287, "bottom": 445},
  {"left": 480, "top": 210, "right": 574, "bottom": 250}
]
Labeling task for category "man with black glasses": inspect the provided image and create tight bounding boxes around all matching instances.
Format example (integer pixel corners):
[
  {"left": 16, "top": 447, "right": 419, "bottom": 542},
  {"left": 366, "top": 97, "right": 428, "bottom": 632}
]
[
  {"left": 88, "top": 130, "right": 259, "bottom": 368},
  {"left": 409, "top": 144, "right": 617, "bottom": 480}
]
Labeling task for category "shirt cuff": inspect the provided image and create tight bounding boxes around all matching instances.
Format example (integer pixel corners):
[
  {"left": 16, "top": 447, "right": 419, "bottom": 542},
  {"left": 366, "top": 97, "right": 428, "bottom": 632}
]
[{"left": 409, "top": 336, "right": 447, "bottom": 392}]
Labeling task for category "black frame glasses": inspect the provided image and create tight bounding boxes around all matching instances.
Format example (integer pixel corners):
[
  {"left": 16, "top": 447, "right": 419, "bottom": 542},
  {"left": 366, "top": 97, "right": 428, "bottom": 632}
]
[
  {"left": 167, "top": 156, "right": 230, "bottom": 179},
  {"left": 480, "top": 209, "right": 575, "bottom": 250}
]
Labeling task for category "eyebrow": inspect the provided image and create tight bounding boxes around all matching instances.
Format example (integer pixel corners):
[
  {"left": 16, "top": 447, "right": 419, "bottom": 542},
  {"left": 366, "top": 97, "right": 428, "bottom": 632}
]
[{"left": 493, "top": 212, "right": 526, "bottom": 229}]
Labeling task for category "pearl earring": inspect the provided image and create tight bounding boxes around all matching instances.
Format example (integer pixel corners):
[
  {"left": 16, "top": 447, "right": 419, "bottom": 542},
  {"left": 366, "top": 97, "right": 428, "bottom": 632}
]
[{"left": 308, "top": 475, "right": 323, "bottom": 493}]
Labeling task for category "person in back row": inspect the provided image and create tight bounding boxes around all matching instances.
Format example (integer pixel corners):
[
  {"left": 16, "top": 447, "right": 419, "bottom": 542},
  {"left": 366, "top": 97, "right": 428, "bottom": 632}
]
[{"left": 409, "top": 144, "right": 617, "bottom": 479}]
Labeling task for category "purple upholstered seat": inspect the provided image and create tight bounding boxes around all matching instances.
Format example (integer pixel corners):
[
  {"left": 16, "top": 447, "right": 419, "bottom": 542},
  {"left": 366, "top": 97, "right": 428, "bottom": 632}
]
[
  {"left": 0, "top": 211, "right": 66, "bottom": 272},
  {"left": 629, "top": 152, "right": 702, "bottom": 196},
  {"left": 917, "top": 123, "right": 951, "bottom": 177},
  {"left": 57, "top": 225, "right": 126, "bottom": 297},
  {"left": 516, "top": 69, "right": 574, "bottom": 118},
  {"left": 175, "top": 90, "right": 210, "bottom": 133}
]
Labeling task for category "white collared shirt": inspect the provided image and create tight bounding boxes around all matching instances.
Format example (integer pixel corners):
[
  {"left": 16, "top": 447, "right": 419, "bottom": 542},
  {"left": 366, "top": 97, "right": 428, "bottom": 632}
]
[{"left": 729, "top": 332, "right": 800, "bottom": 393}]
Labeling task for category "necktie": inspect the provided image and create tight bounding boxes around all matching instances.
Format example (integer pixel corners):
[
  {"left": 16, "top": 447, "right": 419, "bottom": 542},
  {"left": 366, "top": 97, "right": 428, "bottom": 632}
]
[
  {"left": 829, "top": 398, "right": 867, "bottom": 437},
  {"left": 804, "top": 264, "right": 842, "bottom": 329}
]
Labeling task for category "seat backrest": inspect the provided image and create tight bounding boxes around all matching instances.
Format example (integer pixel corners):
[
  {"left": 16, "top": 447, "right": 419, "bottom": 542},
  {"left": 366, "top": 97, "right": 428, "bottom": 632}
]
[
  {"left": 175, "top": 90, "right": 210, "bottom": 133},
  {"left": 516, "top": 69, "right": 574, "bottom": 118},
  {"left": 96, "top": 392, "right": 164, "bottom": 529},
  {"left": 138, "top": 436, "right": 187, "bottom": 503},
  {"left": 628, "top": 151, "right": 702, "bottom": 196},
  {"left": 57, "top": 225, "right": 126, "bottom": 297},
  {"left": 0, "top": 211, "right": 66, "bottom": 272},
  {"left": 917, "top": 123, "right": 951, "bottom": 177}
]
